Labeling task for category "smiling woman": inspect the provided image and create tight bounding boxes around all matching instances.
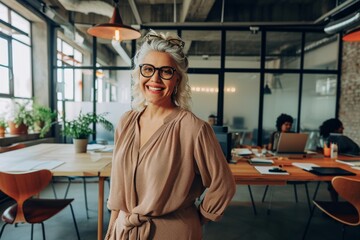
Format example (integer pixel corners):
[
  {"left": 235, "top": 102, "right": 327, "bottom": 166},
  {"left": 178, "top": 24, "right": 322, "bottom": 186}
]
[{"left": 104, "top": 30, "right": 235, "bottom": 240}]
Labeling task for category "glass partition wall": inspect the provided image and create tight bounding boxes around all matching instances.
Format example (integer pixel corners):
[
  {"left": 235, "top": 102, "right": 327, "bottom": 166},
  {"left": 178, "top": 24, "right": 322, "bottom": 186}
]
[{"left": 53, "top": 25, "right": 340, "bottom": 147}]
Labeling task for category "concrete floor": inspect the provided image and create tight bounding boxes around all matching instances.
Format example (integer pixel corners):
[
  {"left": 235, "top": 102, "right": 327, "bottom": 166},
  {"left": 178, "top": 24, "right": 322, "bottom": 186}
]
[{"left": 1, "top": 178, "right": 359, "bottom": 240}]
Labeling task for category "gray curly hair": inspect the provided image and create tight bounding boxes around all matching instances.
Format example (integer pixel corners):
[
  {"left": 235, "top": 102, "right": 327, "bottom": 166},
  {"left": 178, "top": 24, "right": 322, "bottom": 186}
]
[{"left": 131, "top": 30, "right": 191, "bottom": 111}]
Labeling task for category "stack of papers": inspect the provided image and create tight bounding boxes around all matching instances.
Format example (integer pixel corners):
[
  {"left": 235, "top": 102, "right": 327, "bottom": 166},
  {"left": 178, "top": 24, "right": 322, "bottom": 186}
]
[
  {"left": 292, "top": 162, "right": 319, "bottom": 171},
  {"left": 248, "top": 158, "right": 274, "bottom": 165},
  {"left": 335, "top": 159, "right": 360, "bottom": 167},
  {"left": 232, "top": 148, "right": 252, "bottom": 156},
  {"left": 4, "top": 160, "right": 64, "bottom": 172},
  {"left": 254, "top": 166, "right": 289, "bottom": 175}
]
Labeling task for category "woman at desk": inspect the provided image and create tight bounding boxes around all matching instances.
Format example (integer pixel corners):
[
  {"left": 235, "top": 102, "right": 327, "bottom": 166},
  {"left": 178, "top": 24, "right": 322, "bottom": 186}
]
[
  {"left": 268, "top": 113, "right": 294, "bottom": 151},
  {"left": 105, "top": 30, "right": 235, "bottom": 239},
  {"left": 319, "top": 118, "right": 360, "bottom": 156}
]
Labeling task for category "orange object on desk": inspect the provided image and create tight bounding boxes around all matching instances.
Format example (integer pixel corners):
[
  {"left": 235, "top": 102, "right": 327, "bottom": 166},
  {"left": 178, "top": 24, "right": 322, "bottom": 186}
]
[{"left": 323, "top": 143, "right": 331, "bottom": 157}]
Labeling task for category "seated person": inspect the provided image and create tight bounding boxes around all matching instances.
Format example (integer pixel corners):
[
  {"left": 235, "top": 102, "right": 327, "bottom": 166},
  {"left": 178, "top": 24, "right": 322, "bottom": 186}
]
[
  {"left": 268, "top": 113, "right": 294, "bottom": 151},
  {"left": 208, "top": 114, "right": 217, "bottom": 126},
  {"left": 319, "top": 118, "right": 359, "bottom": 156},
  {"left": 319, "top": 118, "right": 360, "bottom": 202}
]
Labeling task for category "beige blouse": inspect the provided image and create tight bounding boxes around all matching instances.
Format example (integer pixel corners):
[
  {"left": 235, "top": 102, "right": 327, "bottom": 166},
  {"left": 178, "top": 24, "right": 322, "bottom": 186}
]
[{"left": 107, "top": 108, "right": 236, "bottom": 239}]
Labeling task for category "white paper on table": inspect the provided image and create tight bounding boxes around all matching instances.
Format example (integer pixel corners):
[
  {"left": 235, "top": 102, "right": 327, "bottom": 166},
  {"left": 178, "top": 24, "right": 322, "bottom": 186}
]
[
  {"left": 233, "top": 148, "right": 252, "bottom": 155},
  {"left": 4, "top": 160, "right": 64, "bottom": 172},
  {"left": 292, "top": 162, "right": 319, "bottom": 171},
  {"left": 254, "top": 166, "right": 289, "bottom": 175}
]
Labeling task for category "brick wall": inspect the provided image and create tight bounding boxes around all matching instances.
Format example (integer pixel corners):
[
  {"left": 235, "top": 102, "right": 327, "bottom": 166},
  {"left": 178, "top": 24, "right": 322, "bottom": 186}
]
[{"left": 340, "top": 41, "right": 360, "bottom": 145}]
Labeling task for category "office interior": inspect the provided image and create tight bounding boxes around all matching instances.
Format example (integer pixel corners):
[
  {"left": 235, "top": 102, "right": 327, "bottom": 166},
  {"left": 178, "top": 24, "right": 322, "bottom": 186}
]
[{"left": 0, "top": 0, "right": 360, "bottom": 239}]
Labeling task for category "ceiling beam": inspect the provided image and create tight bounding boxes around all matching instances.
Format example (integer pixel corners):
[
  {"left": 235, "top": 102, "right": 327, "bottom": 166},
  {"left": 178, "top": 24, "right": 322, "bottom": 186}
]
[{"left": 180, "top": 0, "right": 216, "bottom": 22}]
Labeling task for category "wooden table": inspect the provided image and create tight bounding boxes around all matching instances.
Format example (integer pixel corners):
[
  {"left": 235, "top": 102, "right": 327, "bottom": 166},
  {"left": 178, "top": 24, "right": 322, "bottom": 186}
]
[{"left": 0, "top": 143, "right": 112, "bottom": 240}]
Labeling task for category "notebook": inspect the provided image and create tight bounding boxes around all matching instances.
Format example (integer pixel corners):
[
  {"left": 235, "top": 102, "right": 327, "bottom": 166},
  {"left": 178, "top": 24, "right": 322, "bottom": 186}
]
[
  {"left": 273, "top": 132, "right": 309, "bottom": 158},
  {"left": 308, "top": 167, "right": 356, "bottom": 176}
]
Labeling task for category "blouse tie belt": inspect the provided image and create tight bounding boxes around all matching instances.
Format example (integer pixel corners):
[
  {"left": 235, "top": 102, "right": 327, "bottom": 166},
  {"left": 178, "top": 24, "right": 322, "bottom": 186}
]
[{"left": 120, "top": 213, "right": 152, "bottom": 240}]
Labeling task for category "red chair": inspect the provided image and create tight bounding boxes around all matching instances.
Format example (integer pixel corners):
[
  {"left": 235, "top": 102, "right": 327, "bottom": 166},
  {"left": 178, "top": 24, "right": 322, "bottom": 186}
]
[{"left": 0, "top": 169, "right": 80, "bottom": 240}]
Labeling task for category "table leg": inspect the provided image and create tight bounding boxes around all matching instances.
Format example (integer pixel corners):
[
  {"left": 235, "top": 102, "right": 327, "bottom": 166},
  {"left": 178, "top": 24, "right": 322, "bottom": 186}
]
[{"left": 98, "top": 177, "right": 105, "bottom": 240}]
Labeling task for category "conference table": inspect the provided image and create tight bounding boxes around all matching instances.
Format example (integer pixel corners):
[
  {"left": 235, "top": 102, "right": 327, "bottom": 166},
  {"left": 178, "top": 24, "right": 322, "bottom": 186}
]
[
  {"left": 0, "top": 143, "right": 112, "bottom": 240},
  {"left": 1, "top": 143, "right": 360, "bottom": 240}
]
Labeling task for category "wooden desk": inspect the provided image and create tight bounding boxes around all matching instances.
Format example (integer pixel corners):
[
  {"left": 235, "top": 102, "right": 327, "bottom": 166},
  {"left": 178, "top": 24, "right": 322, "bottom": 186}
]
[
  {"left": 97, "top": 154, "right": 360, "bottom": 240},
  {"left": 0, "top": 143, "right": 112, "bottom": 240}
]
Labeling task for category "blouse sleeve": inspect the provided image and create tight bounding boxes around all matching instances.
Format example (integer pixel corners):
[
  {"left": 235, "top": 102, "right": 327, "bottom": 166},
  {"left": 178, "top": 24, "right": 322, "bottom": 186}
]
[{"left": 194, "top": 123, "right": 236, "bottom": 221}]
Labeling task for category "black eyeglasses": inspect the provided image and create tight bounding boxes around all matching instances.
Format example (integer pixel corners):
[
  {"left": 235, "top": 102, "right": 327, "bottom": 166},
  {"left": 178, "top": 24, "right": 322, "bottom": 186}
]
[
  {"left": 139, "top": 64, "right": 176, "bottom": 80},
  {"left": 145, "top": 34, "right": 185, "bottom": 48}
]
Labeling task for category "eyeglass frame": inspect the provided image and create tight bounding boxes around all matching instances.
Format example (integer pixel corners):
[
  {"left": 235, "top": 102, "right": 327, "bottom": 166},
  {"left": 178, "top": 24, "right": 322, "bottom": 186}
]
[
  {"left": 139, "top": 64, "right": 177, "bottom": 80},
  {"left": 145, "top": 34, "right": 185, "bottom": 48}
]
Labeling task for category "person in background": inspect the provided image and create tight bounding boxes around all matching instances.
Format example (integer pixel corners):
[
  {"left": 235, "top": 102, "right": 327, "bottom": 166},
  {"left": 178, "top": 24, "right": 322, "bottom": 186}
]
[
  {"left": 319, "top": 118, "right": 359, "bottom": 202},
  {"left": 105, "top": 30, "right": 236, "bottom": 240},
  {"left": 268, "top": 113, "right": 294, "bottom": 151},
  {"left": 208, "top": 114, "right": 217, "bottom": 126},
  {"left": 319, "top": 118, "right": 360, "bottom": 156}
]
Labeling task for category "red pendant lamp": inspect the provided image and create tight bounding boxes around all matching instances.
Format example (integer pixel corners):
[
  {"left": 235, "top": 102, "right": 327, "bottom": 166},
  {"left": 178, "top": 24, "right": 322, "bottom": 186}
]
[
  {"left": 87, "top": 0, "right": 141, "bottom": 41},
  {"left": 343, "top": 28, "right": 360, "bottom": 42}
]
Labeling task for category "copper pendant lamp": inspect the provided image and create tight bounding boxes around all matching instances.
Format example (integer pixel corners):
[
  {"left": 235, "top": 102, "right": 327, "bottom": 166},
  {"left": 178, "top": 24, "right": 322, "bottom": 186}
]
[
  {"left": 87, "top": 0, "right": 141, "bottom": 41},
  {"left": 343, "top": 29, "right": 360, "bottom": 42}
]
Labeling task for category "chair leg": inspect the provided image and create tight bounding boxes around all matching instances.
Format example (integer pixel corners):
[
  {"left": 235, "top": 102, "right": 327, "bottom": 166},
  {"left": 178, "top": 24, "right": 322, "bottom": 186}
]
[
  {"left": 293, "top": 184, "right": 298, "bottom": 202},
  {"left": 82, "top": 177, "right": 89, "bottom": 219},
  {"left": 304, "top": 183, "right": 312, "bottom": 213},
  {"left": 41, "top": 222, "right": 46, "bottom": 240},
  {"left": 31, "top": 224, "right": 34, "bottom": 240},
  {"left": 247, "top": 185, "right": 257, "bottom": 215},
  {"left": 69, "top": 204, "right": 81, "bottom": 240},
  {"left": 0, "top": 222, "right": 8, "bottom": 238},
  {"left": 262, "top": 185, "right": 269, "bottom": 202},
  {"left": 302, "top": 203, "right": 316, "bottom": 240},
  {"left": 342, "top": 224, "right": 346, "bottom": 240}
]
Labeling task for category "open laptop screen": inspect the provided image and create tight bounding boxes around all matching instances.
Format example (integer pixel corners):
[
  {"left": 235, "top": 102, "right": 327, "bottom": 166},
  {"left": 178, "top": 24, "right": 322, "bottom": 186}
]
[{"left": 276, "top": 132, "right": 309, "bottom": 154}]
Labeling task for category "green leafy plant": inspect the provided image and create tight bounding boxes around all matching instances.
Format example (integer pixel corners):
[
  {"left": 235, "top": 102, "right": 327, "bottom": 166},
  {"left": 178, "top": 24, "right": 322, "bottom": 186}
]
[
  {"left": 11, "top": 101, "right": 34, "bottom": 127},
  {"left": 62, "top": 112, "right": 114, "bottom": 139},
  {"left": 0, "top": 118, "right": 7, "bottom": 128},
  {"left": 33, "top": 105, "right": 57, "bottom": 137}
]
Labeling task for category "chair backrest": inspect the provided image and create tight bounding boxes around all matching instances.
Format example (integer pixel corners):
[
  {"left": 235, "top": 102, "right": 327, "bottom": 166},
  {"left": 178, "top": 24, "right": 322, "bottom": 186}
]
[
  {"left": 0, "top": 170, "right": 52, "bottom": 222},
  {"left": 0, "top": 143, "right": 27, "bottom": 153},
  {"left": 332, "top": 176, "right": 360, "bottom": 224}
]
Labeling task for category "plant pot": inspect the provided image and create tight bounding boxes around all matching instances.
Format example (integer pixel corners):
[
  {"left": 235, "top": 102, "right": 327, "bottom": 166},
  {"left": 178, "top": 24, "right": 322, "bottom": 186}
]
[
  {"left": 73, "top": 139, "right": 88, "bottom": 153},
  {"left": 0, "top": 127, "right": 5, "bottom": 137},
  {"left": 8, "top": 121, "right": 28, "bottom": 135}
]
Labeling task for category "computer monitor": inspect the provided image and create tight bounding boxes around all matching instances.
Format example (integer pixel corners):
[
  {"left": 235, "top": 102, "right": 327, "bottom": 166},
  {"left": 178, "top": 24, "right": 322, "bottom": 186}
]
[{"left": 214, "top": 131, "right": 232, "bottom": 162}]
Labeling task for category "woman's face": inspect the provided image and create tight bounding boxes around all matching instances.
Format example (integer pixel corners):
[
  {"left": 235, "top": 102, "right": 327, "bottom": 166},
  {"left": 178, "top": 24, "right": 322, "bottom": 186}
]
[
  {"left": 140, "top": 51, "right": 179, "bottom": 107},
  {"left": 281, "top": 122, "right": 292, "bottom": 132}
]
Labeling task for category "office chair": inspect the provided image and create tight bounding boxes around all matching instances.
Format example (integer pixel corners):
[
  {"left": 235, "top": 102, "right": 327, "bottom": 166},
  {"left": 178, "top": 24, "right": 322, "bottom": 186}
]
[
  {"left": 302, "top": 176, "right": 360, "bottom": 240},
  {"left": 0, "top": 169, "right": 80, "bottom": 240},
  {"left": 0, "top": 143, "right": 27, "bottom": 153}
]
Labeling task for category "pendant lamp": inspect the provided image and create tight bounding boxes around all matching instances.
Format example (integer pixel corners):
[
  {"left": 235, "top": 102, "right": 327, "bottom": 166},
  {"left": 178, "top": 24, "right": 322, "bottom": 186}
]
[
  {"left": 343, "top": 29, "right": 360, "bottom": 42},
  {"left": 264, "top": 83, "right": 272, "bottom": 95},
  {"left": 87, "top": 0, "right": 141, "bottom": 41}
]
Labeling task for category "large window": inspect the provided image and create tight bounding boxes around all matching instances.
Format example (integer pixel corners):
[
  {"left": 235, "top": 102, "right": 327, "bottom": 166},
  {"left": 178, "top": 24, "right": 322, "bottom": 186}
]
[
  {"left": 0, "top": 3, "right": 32, "bottom": 99},
  {"left": 56, "top": 38, "right": 84, "bottom": 116}
]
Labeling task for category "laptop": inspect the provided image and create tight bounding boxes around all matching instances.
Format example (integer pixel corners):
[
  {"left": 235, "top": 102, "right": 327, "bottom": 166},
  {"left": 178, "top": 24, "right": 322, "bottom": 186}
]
[
  {"left": 309, "top": 167, "right": 356, "bottom": 176},
  {"left": 273, "top": 132, "right": 309, "bottom": 158}
]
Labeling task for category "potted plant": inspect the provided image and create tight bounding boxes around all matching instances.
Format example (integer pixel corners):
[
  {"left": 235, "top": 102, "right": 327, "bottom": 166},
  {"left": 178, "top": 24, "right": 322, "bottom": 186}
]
[
  {"left": 33, "top": 104, "right": 57, "bottom": 138},
  {"left": 6, "top": 101, "right": 34, "bottom": 135},
  {"left": 62, "top": 112, "right": 114, "bottom": 153},
  {"left": 0, "top": 118, "right": 7, "bottom": 137}
]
